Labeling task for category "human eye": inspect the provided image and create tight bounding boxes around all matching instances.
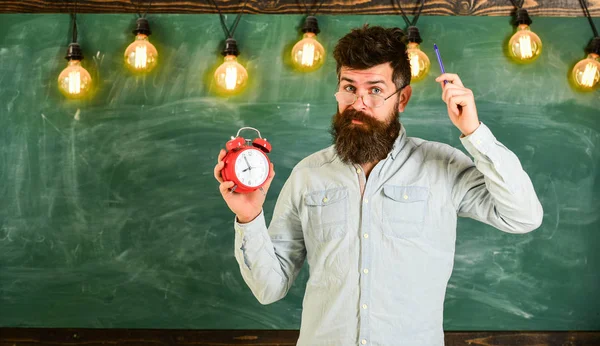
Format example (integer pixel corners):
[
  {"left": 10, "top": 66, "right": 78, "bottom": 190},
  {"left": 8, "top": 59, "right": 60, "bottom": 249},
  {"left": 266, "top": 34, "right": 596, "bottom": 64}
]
[
  {"left": 343, "top": 85, "right": 356, "bottom": 92},
  {"left": 371, "top": 87, "right": 382, "bottom": 94}
]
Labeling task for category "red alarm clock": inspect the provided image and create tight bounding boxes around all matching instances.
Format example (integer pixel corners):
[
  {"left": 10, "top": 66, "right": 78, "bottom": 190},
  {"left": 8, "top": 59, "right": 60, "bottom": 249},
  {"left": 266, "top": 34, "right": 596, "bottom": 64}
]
[{"left": 221, "top": 127, "right": 273, "bottom": 194}]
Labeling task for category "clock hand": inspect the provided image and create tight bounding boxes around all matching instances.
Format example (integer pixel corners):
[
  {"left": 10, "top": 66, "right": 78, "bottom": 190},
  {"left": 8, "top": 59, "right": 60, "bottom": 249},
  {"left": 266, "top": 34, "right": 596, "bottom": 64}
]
[{"left": 243, "top": 156, "right": 252, "bottom": 171}]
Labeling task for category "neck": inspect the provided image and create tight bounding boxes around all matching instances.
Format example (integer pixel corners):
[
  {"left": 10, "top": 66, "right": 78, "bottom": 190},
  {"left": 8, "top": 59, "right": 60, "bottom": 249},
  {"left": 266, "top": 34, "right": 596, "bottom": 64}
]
[{"left": 360, "top": 161, "right": 379, "bottom": 179}]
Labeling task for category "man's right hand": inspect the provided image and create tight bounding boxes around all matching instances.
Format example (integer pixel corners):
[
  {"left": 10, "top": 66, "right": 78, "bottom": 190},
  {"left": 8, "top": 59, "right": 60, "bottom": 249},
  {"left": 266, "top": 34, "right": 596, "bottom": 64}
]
[{"left": 214, "top": 149, "right": 275, "bottom": 223}]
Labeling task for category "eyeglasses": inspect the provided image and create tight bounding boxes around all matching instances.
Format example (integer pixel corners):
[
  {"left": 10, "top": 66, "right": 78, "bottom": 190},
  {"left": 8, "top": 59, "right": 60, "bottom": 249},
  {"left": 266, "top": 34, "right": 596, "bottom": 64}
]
[{"left": 334, "top": 87, "right": 404, "bottom": 109}]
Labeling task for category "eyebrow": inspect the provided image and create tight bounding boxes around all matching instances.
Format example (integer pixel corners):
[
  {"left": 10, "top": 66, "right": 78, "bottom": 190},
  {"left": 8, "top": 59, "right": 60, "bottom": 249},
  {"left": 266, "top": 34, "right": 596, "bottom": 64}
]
[{"left": 340, "top": 77, "right": 387, "bottom": 86}]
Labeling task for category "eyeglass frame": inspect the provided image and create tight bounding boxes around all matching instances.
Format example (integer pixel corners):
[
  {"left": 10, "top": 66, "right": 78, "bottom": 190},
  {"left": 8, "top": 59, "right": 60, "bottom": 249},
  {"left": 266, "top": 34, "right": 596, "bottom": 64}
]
[{"left": 334, "top": 85, "right": 406, "bottom": 109}]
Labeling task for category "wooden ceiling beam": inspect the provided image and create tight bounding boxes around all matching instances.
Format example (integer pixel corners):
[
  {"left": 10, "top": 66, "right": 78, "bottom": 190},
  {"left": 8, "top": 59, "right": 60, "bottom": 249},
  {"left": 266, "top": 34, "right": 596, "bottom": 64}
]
[{"left": 1, "top": 0, "right": 599, "bottom": 17}]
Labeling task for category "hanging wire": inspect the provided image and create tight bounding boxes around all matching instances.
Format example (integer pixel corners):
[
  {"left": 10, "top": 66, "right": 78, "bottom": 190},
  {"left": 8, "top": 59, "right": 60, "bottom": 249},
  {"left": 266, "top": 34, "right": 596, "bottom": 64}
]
[
  {"left": 130, "top": 0, "right": 153, "bottom": 18},
  {"left": 396, "top": 0, "right": 425, "bottom": 27},
  {"left": 71, "top": 13, "right": 78, "bottom": 42},
  {"left": 299, "top": 0, "right": 309, "bottom": 15},
  {"left": 69, "top": 0, "right": 78, "bottom": 43},
  {"left": 298, "top": 0, "right": 326, "bottom": 17},
  {"left": 508, "top": 0, "right": 525, "bottom": 9},
  {"left": 210, "top": 0, "right": 249, "bottom": 39},
  {"left": 578, "top": 0, "right": 599, "bottom": 37},
  {"left": 311, "top": 0, "right": 325, "bottom": 16},
  {"left": 142, "top": 0, "right": 153, "bottom": 18}
]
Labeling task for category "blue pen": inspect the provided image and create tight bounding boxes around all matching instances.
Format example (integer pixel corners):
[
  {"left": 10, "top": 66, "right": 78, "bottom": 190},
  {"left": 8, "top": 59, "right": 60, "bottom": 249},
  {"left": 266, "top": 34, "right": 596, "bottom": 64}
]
[{"left": 433, "top": 43, "right": 447, "bottom": 85}]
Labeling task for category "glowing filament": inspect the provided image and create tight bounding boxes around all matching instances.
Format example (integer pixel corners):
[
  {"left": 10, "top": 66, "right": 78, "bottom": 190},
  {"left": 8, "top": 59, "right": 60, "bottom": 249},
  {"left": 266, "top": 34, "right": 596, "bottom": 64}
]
[
  {"left": 135, "top": 45, "right": 147, "bottom": 69},
  {"left": 225, "top": 66, "right": 238, "bottom": 90},
  {"left": 68, "top": 70, "right": 81, "bottom": 94},
  {"left": 581, "top": 62, "right": 598, "bottom": 88},
  {"left": 518, "top": 35, "right": 533, "bottom": 59},
  {"left": 301, "top": 43, "right": 316, "bottom": 66},
  {"left": 410, "top": 53, "right": 420, "bottom": 77}
]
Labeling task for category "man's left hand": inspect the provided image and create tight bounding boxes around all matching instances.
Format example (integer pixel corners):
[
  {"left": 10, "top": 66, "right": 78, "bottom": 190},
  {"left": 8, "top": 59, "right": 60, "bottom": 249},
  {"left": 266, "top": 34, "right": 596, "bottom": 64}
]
[{"left": 435, "top": 73, "right": 480, "bottom": 137}]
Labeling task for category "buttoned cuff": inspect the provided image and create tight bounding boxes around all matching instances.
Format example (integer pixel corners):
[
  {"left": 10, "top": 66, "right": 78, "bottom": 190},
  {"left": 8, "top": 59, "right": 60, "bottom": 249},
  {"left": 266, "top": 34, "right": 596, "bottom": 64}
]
[
  {"left": 234, "top": 210, "right": 266, "bottom": 238},
  {"left": 459, "top": 122, "right": 495, "bottom": 157}
]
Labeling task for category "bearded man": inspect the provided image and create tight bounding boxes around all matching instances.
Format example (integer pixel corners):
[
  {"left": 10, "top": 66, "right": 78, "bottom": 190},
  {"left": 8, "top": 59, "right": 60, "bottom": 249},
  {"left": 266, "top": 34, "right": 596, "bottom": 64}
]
[{"left": 214, "top": 25, "right": 543, "bottom": 346}]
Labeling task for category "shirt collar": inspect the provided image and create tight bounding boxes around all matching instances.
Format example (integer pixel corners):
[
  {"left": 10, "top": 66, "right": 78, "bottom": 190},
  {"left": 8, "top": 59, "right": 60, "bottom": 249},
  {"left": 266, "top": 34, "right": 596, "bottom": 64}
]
[{"left": 389, "top": 124, "right": 408, "bottom": 160}]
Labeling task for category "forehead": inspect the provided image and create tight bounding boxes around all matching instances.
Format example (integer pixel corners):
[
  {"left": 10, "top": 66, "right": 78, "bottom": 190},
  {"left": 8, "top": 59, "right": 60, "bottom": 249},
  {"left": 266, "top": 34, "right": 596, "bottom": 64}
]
[{"left": 339, "top": 63, "right": 394, "bottom": 85}]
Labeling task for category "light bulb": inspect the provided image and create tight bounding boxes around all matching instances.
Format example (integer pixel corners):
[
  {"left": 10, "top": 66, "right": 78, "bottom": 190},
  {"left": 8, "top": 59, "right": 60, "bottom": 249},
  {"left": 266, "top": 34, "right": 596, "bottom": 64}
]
[
  {"left": 214, "top": 55, "right": 248, "bottom": 93},
  {"left": 58, "top": 43, "right": 92, "bottom": 99},
  {"left": 291, "top": 32, "right": 326, "bottom": 72},
  {"left": 124, "top": 34, "right": 158, "bottom": 73},
  {"left": 406, "top": 42, "right": 430, "bottom": 82},
  {"left": 58, "top": 60, "right": 92, "bottom": 98},
  {"left": 508, "top": 24, "right": 542, "bottom": 62},
  {"left": 572, "top": 53, "right": 600, "bottom": 89}
]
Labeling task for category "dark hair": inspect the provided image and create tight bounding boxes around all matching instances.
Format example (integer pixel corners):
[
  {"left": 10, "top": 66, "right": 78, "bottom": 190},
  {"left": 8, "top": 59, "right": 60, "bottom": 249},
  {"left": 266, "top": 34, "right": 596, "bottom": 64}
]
[{"left": 333, "top": 25, "right": 411, "bottom": 89}]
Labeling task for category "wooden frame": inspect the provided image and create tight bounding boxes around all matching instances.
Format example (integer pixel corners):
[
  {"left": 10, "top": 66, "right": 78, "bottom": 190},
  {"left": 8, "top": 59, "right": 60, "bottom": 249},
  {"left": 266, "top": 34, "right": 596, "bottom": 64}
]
[
  {"left": 1, "top": 0, "right": 599, "bottom": 17},
  {"left": 1, "top": 328, "right": 600, "bottom": 346}
]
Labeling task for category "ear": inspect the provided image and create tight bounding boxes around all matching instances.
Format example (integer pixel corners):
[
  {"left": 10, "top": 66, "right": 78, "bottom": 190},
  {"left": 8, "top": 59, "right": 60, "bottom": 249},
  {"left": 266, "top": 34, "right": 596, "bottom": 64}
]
[{"left": 397, "top": 85, "right": 412, "bottom": 113}]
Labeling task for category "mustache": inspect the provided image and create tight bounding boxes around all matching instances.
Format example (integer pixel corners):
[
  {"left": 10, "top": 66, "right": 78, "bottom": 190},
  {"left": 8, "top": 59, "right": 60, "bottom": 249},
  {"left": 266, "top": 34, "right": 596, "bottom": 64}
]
[{"left": 340, "top": 108, "right": 380, "bottom": 126}]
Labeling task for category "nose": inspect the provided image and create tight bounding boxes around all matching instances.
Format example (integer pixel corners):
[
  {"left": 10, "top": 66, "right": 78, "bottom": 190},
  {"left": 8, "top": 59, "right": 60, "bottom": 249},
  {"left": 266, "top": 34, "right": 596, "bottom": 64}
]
[{"left": 351, "top": 94, "right": 368, "bottom": 112}]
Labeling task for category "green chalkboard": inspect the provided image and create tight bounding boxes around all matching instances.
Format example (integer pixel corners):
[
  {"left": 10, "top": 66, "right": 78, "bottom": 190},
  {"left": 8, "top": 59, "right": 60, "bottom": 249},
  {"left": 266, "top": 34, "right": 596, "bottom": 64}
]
[{"left": 0, "top": 14, "right": 598, "bottom": 331}]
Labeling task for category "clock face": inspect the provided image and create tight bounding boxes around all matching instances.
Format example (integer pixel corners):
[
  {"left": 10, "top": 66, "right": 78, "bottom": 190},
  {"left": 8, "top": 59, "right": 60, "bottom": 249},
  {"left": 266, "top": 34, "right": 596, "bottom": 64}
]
[{"left": 234, "top": 148, "right": 270, "bottom": 188}]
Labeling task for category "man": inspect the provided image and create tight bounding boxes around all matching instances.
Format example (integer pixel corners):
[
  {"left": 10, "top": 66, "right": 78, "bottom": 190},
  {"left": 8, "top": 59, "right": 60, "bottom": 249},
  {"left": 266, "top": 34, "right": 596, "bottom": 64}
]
[{"left": 214, "top": 25, "right": 543, "bottom": 346}]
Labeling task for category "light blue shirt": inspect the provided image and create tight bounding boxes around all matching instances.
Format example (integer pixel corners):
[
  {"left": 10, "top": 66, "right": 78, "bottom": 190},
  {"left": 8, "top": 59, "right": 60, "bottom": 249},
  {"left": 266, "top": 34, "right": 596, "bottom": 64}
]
[{"left": 233, "top": 123, "right": 543, "bottom": 346}]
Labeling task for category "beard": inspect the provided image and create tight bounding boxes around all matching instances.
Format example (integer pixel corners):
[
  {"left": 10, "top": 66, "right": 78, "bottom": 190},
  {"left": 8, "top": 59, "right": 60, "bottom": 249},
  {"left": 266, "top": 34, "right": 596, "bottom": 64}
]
[{"left": 330, "top": 106, "right": 401, "bottom": 165}]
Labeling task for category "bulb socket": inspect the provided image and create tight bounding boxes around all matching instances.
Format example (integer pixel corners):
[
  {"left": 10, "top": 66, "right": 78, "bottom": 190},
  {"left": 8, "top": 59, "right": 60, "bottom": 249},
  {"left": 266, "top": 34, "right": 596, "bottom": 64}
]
[
  {"left": 407, "top": 26, "right": 423, "bottom": 44},
  {"left": 586, "top": 36, "right": 600, "bottom": 55},
  {"left": 133, "top": 17, "right": 152, "bottom": 36},
  {"left": 514, "top": 8, "right": 532, "bottom": 26},
  {"left": 222, "top": 38, "right": 240, "bottom": 56},
  {"left": 302, "top": 16, "right": 320, "bottom": 35},
  {"left": 65, "top": 42, "right": 84, "bottom": 61}
]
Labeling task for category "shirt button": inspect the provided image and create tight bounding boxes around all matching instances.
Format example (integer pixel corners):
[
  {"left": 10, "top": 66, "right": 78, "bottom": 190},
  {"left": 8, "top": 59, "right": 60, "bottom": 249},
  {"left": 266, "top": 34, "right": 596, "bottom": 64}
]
[
  {"left": 361, "top": 340, "right": 367, "bottom": 345},
  {"left": 363, "top": 233, "right": 369, "bottom": 239},
  {"left": 364, "top": 199, "right": 369, "bottom": 204},
  {"left": 476, "top": 139, "right": 482, "bottom": 145},
  {"left": 363, "top": 269, "right": 369, "bottom": 274},
  {"left": 403, "top": 194, "right": 408, "bottom": 200},
  {"left": 323, "top": 197, "right": 328, "bottom": 203},
  {"left": 362, "top": 304, "right": 368, "bottom": 309},
  {"left": 356, "top": 168, "right": 361, "bottom": 174}
]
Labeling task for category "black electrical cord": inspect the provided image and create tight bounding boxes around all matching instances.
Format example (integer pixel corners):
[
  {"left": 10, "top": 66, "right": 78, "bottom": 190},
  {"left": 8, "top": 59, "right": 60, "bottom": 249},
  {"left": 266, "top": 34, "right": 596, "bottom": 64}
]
[
  {"left": 507, "top": 0, "right": 532, "bottom": 26},
  {"left": 508, "top": 0, "right": 525, "bottom": 9},
  {"left": 210, "top": 0, "right": 249, "bottom": 39},
  {"left": 65, "top": 0, "right": 83, "bottom": 61},
  {"left": 396, "top": 0, "right": 425, "bottom": 27},
  {"left": 396, "top": 0, "right": 425, "bottom": 44},
  {"left": 131, "top": 0, "right": 151, "bottom": 18},
  {"left": 578, "top": 0, "right": 598, "bottom": 38},
  {"left": 299, "top": 0, "right": 326, "bottom": 17},
  {"left": 71, "top": 12, "right": 77, "bottom": 43},
  {"left": 142, "top": 0, "right": 153, "bottom": 18}
]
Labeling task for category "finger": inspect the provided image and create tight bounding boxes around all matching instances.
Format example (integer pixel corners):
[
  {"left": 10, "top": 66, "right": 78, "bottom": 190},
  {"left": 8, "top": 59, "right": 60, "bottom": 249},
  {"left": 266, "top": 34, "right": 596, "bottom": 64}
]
[
  {"left": 261, "top": 163, "right": 276, "bottom": 192},
  {"left": 436, "top": 76, "right": 451, "bottom": 89},
  {"left": 448, "top": 94, "right": 471, "bottom": 115},
  {"left": 219, "top": 181, "right": 235, "bottom": 195},
  {"left": 435, "top": 73, "right": 464, "bottom": 88},
  {"left": 214, "top": 161, "right": 225, "bottom": 183},
  {"left": 442, "top": 85, "right": 466, "bottom": 104},
  {"left": 217, "top": 149, "right": 226, "bottom": 162},
  {"left": 449, "top": 94, "right": 470, "bottom": 108}
]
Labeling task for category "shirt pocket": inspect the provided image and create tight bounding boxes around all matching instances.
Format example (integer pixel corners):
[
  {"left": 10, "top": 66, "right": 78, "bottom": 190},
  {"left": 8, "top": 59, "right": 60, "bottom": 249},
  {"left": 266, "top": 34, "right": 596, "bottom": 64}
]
[
  {"left": 381, "top": 185, "right": 429, "bottom": 238},
  {"left": 304, "top": 187, "right": 348, "bottom": 242}
]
